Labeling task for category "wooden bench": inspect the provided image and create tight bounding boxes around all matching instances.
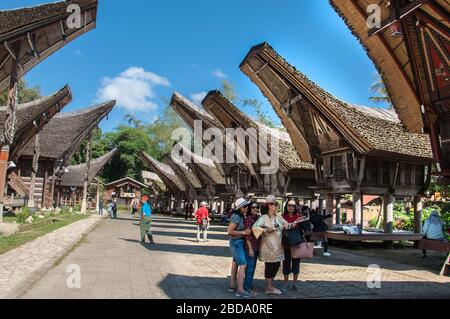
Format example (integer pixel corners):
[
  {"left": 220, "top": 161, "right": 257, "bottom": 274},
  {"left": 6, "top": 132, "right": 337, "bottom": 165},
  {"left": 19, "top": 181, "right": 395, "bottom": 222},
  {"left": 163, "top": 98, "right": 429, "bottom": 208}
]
[
  {"left": 326, "top": 231, "right": 424, "bottom": 242},
  {"left": 418, "top": 239, "right": 450, "bottom": 277}
]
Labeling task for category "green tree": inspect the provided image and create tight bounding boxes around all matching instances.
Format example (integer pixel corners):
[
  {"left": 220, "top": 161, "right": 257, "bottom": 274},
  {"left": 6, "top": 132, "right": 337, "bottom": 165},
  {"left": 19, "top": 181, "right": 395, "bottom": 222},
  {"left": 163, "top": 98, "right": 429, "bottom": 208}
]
[
  {"left": 242, "top": 98, "right": 276, "bottom": 128},
  {"left": 222, "top": 80, "right": 238, "bottom": 104},
  {"left": 0, "top": 79, "right": 41, "bottom": 105},
  {"left": 123, "top": 114, "right": 142, "bottom": 128},
  {"left": 101, "top": 125, "right": 152, "bottom": 183},
  {"left": 369, "top": 74, "right": 392, "bottom": 109}
]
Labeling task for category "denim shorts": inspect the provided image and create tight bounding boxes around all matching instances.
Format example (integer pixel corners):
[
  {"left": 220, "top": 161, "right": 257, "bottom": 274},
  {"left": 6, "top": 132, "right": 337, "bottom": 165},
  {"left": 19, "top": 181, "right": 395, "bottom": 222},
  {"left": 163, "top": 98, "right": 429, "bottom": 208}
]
[{"left": 229, "top": 239, "right": 247, "bottom": 266}]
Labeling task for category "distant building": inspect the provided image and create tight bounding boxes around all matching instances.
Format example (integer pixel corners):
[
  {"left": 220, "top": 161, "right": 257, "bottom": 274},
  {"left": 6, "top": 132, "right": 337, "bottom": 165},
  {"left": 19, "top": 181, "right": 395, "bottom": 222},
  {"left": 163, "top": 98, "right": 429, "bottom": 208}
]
[{"left": 104, "top": 177, "right": 147, "bottom": 207}]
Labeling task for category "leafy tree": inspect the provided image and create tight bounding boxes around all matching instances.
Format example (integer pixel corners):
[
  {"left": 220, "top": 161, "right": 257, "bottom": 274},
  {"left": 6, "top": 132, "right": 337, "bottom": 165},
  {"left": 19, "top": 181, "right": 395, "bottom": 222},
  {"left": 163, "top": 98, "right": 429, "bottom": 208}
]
[
  {"left": 222, "top": 80, "right": 238, "bottom": 104},
  {"left": 123, "top": 114, "right": 142, "bottom": 128},
  {"left": 242, "top": 98, "right": 276, "bottom": 128},
  {"left": 369, "top": 74, "right": 392, "bottom": 109},
  {"left": 0, "top": 79, "right": 41, "bottom": 105}
]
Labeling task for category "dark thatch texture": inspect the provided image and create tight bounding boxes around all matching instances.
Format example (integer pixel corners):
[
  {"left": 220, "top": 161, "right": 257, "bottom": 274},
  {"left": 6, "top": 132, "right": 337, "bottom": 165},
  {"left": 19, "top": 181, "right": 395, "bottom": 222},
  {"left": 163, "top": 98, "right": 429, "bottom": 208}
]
[
  {"left": 176, "top": 144, "right": 226, "bottom": 186},
  {"left": 139, "top": 152, "right": 187, "bottom": 193},
  {"left": 21, "top": 100, "right": 115, "bottom": 165},
  {"left": 240, "top": 43, "right": 433, "bottom": 162},
  {"left": 203, "top": 90, "right": 314, "bottom": 174},
  {"left": 60, "top": 148, "right": 117, "bottom": 187},
  {"left": 0, "top": 85, "right": 72, "bottom": 158},
  {"left": 328, "top": 0, "right": 449, "bottom": 132},
  {"left": 0, "top": 0, "right": 98, "bottom": 92},
  {"left": 162, "top": 153, "right": 203, "bottom": 189}
]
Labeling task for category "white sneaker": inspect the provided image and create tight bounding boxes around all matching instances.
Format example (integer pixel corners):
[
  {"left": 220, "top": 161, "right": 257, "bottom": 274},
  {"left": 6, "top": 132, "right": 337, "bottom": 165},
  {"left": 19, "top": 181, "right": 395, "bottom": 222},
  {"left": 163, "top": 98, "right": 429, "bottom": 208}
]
[{"left": 323, "top": 252, "right": 331, "bottom": 257}]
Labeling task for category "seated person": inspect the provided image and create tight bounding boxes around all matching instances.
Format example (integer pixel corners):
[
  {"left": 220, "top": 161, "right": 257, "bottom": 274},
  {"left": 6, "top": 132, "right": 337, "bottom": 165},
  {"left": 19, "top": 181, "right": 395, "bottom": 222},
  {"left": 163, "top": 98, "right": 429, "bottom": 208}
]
[{"left": 422, "top": 210, "right": 446, "bottom": 258}]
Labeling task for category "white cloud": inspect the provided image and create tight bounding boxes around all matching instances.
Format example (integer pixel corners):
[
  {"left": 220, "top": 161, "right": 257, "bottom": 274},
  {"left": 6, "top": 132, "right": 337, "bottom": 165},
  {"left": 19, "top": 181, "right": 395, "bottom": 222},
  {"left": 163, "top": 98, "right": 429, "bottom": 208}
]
[
  {"left": 96, "top": 67, "right": 170, "bottom": 112},
  {"left": 212, "top": 69, "right": 227, "bottom": 80},
  {"left": 190, "top": 91, "right": 207, "bottom": 105}
]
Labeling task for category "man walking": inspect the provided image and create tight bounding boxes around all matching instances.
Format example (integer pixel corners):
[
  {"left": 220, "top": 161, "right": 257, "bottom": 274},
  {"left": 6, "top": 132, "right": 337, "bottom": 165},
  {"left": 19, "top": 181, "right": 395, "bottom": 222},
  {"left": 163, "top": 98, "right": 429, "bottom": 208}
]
[
  {"left": 194, "top": 201, "right": 210, "bottom": 243},
  {"left": 112, "top": 199, "right": 118, "bottom": 219},
  {"left": 140, "top": 195, "right": 155, "bottom": 244}
]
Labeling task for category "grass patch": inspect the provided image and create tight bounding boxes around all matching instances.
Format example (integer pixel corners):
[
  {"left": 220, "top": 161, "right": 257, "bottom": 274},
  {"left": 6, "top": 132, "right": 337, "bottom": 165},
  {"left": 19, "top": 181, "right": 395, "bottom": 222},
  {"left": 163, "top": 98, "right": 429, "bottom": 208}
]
[{"left": 0, "top": 214, "right": 87, "bottom": 255}]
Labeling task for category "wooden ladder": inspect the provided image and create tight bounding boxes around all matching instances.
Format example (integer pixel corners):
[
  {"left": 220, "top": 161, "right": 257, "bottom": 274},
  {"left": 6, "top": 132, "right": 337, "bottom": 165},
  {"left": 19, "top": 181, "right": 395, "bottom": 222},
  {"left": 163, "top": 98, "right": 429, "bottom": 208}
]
[{"left": 440, "top": 253, "right": 450, "bottom": 277}]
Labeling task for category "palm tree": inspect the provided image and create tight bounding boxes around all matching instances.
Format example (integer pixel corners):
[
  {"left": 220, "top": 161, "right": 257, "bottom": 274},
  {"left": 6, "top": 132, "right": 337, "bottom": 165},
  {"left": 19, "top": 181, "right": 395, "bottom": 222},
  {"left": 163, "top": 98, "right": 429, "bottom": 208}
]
[
  {"left": 123, "top": 114, "right": 142, "bottom": 128},
  {"left": 369, "top": 74, "right": 393, "bottom": 109}
]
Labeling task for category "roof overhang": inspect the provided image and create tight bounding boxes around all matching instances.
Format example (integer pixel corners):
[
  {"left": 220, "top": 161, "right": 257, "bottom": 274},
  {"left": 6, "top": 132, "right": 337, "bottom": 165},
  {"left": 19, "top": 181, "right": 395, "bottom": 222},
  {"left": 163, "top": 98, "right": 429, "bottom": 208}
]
[{"left": 0, "top": 0, "right": 98, "bottom": 92}]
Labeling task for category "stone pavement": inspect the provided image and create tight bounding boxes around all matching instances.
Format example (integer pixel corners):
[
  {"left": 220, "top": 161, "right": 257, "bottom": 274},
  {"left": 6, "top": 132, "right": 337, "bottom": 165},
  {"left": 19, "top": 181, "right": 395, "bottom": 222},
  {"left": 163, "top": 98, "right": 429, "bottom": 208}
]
[
  {"left": 20, "top": 214, "right": 450, "bottom": 299},
  {"left": 0, "top": 214, "right": 106, "bottom": 299}
]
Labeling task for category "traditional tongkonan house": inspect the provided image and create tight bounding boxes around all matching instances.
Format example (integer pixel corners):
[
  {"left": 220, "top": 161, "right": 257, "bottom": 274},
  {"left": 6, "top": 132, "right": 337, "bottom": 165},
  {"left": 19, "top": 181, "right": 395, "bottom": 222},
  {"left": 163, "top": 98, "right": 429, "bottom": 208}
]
[
  {"left": 329, "top": 0, "right": 449, "bottom": 183},
  {"left": 161, "top": 152, "right": 205, "bottom": 208},
  {"left": 59, "top": 148, "right": 117, "bottom": 211},
  {"left": 18, "top": 100, "right": 116, "bottom": 211},
  {"left": 142, "top": 171, "right": 166, "bottom": 195},
  {"left": 139, "top": 151, "right": 188, "bottom": 213},
  {"left": 170, "top": 92, "right": 256, "bottom": 200},
  {"left": 142, "top": 171, "right": 167, "bottom": 211},
  {"left": 2, "top": 85, "right": 73, "bottom": 210},
  {"left": 202, "top": 90, "right": 316, "bottom": 201},
  {"left": 240, "top": 43, "right": 434, "bottom": 242},
  {"left": 174, "top": 144, "right": 229, "bottom": 214},
  {"left": 0, "top": 0, "right": 98, "bottom": 218},
  {"left": 104, "top": 177, "right": 147, "bottom": 208}
]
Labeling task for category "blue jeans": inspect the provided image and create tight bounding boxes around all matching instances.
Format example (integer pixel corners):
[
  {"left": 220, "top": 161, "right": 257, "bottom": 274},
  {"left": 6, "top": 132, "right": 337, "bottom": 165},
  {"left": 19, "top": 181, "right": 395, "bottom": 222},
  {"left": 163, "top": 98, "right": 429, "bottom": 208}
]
[
  {"left": 229, "top": 239, "right": 247, "bottom": 266},
  {"left": 244, "top": 250, "right": 258, "bottom": 292}
]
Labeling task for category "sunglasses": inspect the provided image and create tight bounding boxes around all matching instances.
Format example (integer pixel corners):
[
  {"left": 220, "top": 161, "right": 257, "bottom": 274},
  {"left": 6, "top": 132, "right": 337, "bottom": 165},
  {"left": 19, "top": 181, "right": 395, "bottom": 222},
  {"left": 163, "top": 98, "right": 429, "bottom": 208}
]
[
  {"left": 251, "top": 206, "right": 259, "bottom": 209},
  {"left": 269, "top": 202, "right": 278, "bottom": 207}
]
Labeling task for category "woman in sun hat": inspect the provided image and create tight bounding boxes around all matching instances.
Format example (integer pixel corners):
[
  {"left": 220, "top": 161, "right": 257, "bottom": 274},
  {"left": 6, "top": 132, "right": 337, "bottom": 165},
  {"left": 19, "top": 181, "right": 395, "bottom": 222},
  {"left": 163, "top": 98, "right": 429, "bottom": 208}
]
[
  {"left": 228, "top": 197, "right": 251, "bottom": 298},
  {"left": 252, "top": 195, "right": 306, "bottom": 295}
]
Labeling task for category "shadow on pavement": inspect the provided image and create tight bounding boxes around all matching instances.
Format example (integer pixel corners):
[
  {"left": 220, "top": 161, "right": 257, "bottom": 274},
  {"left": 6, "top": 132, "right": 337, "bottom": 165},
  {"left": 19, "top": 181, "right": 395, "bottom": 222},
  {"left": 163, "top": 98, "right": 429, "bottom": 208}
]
[
  {"left": 158, "top": 273, "right": 450, "bottom": 299},
  {"left": 118, "top": 238, "right": 232, "bottom": 258}
]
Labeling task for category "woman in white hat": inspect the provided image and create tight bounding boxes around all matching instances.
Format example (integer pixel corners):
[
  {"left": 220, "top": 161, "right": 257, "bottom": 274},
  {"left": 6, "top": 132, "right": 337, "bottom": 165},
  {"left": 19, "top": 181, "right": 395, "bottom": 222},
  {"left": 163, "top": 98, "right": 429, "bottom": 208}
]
[
  {"left": 252, "top": 195, "right": 305, "bottom": 295},
  {"left": 227, "top": 197, "right": 251, "bottom": 298}
]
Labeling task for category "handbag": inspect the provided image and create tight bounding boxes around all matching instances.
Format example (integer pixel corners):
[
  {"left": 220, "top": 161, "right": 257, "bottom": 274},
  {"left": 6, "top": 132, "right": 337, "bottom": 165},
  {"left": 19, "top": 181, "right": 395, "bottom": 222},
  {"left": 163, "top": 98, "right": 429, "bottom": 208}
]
[
  {"left": 290, "top": 242, "right": 314, "bottom": 259},
  {"left": 283, "top": 228, "right": 304, "bottom": 247}
]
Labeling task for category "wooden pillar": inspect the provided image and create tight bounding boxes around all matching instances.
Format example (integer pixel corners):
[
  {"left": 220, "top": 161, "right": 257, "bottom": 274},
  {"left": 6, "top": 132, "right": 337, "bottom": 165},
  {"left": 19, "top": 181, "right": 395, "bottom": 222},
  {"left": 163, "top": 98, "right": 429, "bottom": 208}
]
[
  {"left": 0, "top": 146, "right": 10, "bottom": 222},
  {"left": 318, "top": 197, "right": 325, "bottom": 215},
  {"left": 0, "top": 49, "right": 20, "bottom": 220},
  {"left": 414, "top": 195, "right": 423, "bottom": 234},
  {"left": 42, "top": 171, "right": 48, "bottom": 209},
  {"left": 335, "top": 195, "right": 342, "bottom": 225},
  {"left": 80, "top": 134, "right": 92, "bottom": 214},
  {"left": 383, "top": 192, "right": 394, "bottom": 234},
  {"left": 353, "top": 192, "right": 362, "bottom": 232},
  {"left": 28, "top": 134, "right": 40, "bottom": 209},
  {"left": 95, "top": 179, "right": 100, "bottom": 213},
  {"left": 326, "top": 193, "right": 334, "bottom": 229},
  {"left": 50, "top": 174, "right": 56, "bottom": 209}
]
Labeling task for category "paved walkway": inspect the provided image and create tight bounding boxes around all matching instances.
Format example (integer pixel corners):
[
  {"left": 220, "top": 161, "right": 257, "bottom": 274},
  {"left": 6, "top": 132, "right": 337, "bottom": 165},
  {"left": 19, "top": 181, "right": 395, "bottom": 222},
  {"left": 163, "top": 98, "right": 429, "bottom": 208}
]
[
  {"left": 0, "top": 214, "right": 105, "bottom": 299},
  {"left": 20, "top": 214, "right": 450, "bottom": 299}
]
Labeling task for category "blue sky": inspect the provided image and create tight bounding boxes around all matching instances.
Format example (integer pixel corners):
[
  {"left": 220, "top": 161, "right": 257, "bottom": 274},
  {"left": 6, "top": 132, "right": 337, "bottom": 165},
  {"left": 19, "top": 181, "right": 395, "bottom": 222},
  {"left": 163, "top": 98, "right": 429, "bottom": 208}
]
[{"left": 3, "top": 0, "right": 383, "bottom": 132}]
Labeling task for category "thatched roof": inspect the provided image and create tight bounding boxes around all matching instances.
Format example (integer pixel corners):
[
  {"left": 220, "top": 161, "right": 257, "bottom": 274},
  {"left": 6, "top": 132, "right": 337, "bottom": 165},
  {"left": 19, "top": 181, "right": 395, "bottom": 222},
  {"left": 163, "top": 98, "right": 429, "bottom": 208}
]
[
  {"left": 106, "top": 177, "right": 147, "bottom": 189},
  {"left": 60, "top": 148, "right": 116, "bottom": 187},
  {"left": 0, "top": 0, "right": 98, "bottom": 93},
  {"left": 328, "top": 0, "right": 450, "bottom": 133},
  {"left": 170, "top": 92, "right": 253, "bottom": 175},
  {"left": 162, "top": 153, "right": 203, "bottom": 189},
  {"left": 0, "top": 85, "right": 72, "bottom": 158},
  {"left": 142, "top": 171, "right": 167, "bottom": 192},
  {"left": 139, "top": 151, "right": 187, "bottom": 193},
  {"left": 203, "top": 90, "right": 314, "bottom": 174},
  {"left": 175, "top": 144, "right": 226, "bottom": 186},
  {"left": 21, "top": 100, "right": 115, "bottom": 167},
  {"left": 240, "top": 43, "right": 434, "bottom": 162}
]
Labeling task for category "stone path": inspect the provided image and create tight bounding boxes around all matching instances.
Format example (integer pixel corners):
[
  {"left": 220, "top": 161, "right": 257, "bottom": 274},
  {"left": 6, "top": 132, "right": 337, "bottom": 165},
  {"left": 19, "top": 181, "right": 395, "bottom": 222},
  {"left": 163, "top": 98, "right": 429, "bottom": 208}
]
[
  {"left": 0, "top": 214, "right": 106, "bottom": 299},
  {"left": 19, "top": 214, "right": 450, "bottom": 299}
]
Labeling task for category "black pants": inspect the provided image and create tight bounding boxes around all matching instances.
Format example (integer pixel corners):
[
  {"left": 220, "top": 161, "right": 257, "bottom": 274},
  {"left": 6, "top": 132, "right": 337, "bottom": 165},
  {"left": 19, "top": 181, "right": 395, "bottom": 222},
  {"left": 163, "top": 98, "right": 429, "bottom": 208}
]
[
  {"left": 283, "top": 249, "right": 301, "bottom": 276},
  {"left": 265, "top": 262, "right": 281, "bottom": 279}
]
